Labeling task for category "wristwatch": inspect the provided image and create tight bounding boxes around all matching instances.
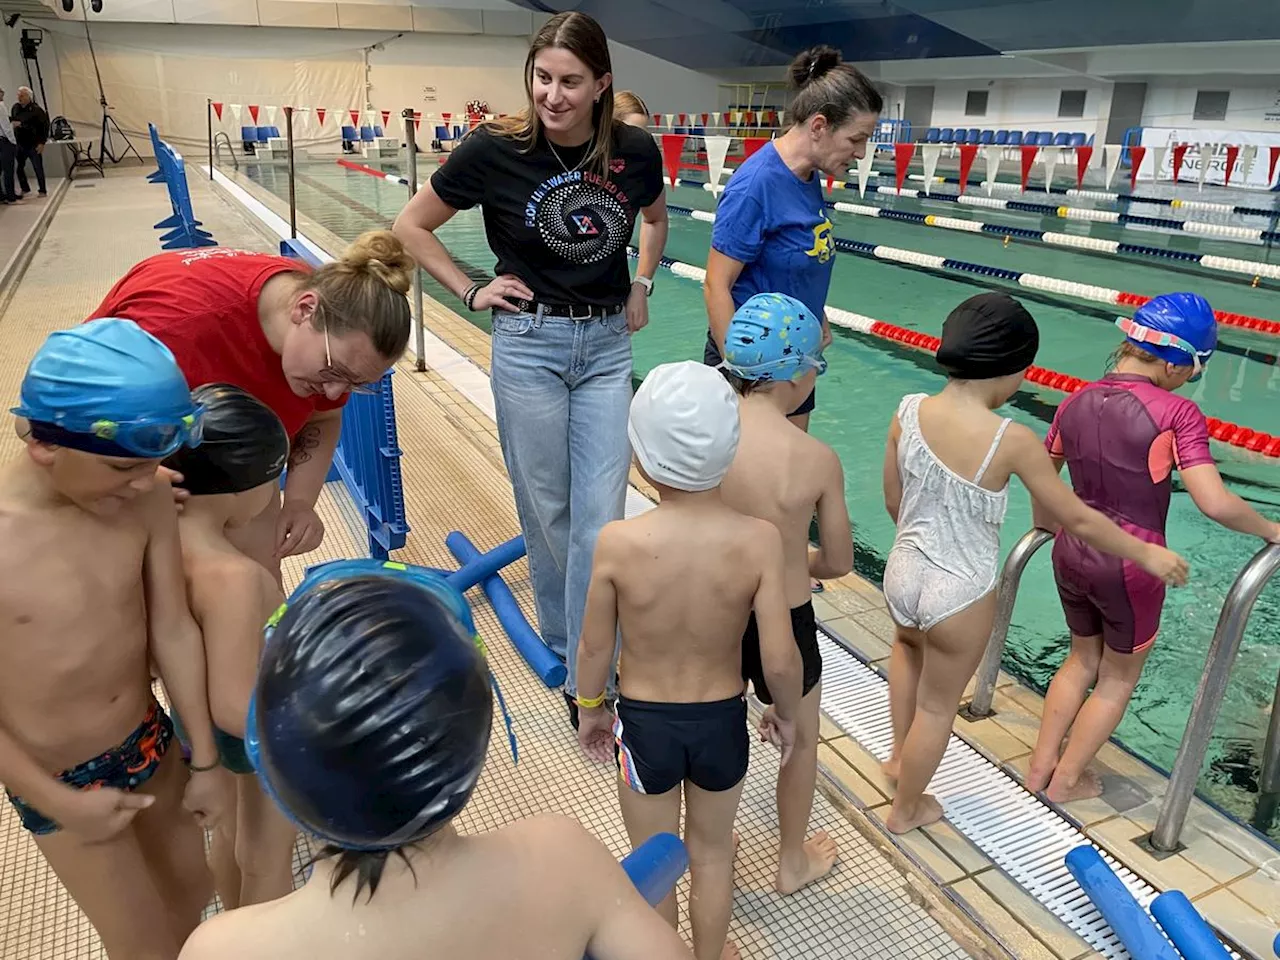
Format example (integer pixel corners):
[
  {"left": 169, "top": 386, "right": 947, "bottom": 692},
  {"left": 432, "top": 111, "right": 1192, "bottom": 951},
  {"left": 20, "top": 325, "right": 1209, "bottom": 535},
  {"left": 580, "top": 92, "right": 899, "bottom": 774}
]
[{"left": 633, "top": 275, "right": 654, "bottom": 297}]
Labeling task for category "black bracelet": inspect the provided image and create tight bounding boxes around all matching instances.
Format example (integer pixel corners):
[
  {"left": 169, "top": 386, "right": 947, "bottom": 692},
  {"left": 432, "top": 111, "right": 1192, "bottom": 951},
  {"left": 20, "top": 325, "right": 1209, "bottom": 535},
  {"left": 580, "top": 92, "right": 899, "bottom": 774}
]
[
  {"left": 187, "top": 758, "right": 221, "bottom": 773},
  {"left": 462, "top": 282, "right": 483, "bottom": 311}
]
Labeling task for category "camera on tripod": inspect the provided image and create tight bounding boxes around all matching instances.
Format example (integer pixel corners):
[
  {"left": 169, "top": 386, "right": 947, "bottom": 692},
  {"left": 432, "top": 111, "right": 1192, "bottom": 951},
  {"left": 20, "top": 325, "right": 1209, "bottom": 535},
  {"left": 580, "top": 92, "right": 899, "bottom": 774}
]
[{"left": 19, "top": 28, "right": 42, "bottom": 61}]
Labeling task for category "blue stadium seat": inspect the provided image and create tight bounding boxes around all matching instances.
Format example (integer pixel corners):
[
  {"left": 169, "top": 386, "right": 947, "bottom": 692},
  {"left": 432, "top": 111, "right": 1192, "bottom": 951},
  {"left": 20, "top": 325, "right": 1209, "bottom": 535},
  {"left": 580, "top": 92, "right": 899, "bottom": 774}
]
[
  {"left": 373, "top": 125, "right": 384, "bottom": 138},
  {"left": 1052, "top": 132, "right": 1071, "bottom": 146},
  {"left": 939, "top": 127, "right": 954, "bottom": 143},
  {"left": 1068, "top": 132, "right": 1087, "bottom": 148},
  {"left": 979, "top": 130, "right": 996, "bottom": 145},
  {"left": 965, "top": 128, "right": 981, "bottom": 144},
  {"left": 1007, "top": 131, "right": 1024, "bottom": 146},
  {"left": 994, "top": 130, "right": 1010, "bottom": 145},
  {"left": 359, "top": 125, "right": 375, "bottom": 142},
  {"left": 692, "top": 126, "right": 706, "bottom": 137},
  {"left": 924, "top": 127, "right": 941, "bottom": 143},
  {"left": 1035, "top": 131, "right": 1054, "bottom": 146},
  {"left": 255, "top": 126, "right": 271, "bottom": 142},
  {"left": 341, "top": 125, "right": 358, "bottom": 141},
  {"left": 240, "top": 125, "right": 257, "bottom": 152}
]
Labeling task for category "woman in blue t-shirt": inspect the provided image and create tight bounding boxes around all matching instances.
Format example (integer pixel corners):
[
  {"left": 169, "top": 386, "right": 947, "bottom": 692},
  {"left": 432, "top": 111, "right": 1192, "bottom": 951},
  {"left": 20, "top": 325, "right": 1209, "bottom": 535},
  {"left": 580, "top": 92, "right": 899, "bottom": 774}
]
[{"left": 704, "top": 46, "right": 882, "bottom": 432}]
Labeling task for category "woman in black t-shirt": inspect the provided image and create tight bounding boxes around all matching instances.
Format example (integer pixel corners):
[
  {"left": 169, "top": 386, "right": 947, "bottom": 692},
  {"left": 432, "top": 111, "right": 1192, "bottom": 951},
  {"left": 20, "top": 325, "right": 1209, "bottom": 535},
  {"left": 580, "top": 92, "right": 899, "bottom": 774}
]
[{"left": 394, "top": 11, "right": 668, "bottom": 728}]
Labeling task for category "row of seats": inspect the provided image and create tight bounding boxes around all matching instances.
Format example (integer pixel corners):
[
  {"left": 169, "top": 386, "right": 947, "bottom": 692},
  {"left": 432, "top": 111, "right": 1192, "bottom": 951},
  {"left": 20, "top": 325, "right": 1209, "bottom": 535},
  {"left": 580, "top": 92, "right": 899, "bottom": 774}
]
[
  {"left": 923, "top": 129, "right": 1091, "bottom": 148},
  {"left": 240, "top": 125, "right": 281, "bottom": 146}
]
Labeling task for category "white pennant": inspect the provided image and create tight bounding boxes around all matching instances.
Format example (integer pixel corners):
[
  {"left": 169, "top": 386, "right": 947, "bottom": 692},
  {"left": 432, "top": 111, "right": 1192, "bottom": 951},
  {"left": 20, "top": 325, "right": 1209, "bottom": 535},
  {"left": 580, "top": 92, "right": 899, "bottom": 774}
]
[
  {"left": 704, "top": 136, "right": 731, "bottom": 197},
  {"left": 856, "top": 147, "right": 877, "bottom": 198},
  {"left": 1241, "top": 143, "right": 1258, "bottom": 180},
  {"left": 984, "top": 145, "right": 1002, "bottom": 195},
  {"left": 265, "top": 105, "right": 278, "bottom": 125},
  {"left": 229, "top": 103, "right": 242, "bottom": 125},
  {"left": 1149, "top": 145, "right": 1166, "bottom": 183},
  {"left": 920, "top": 144, "right": 943, "bottom": 195},
  {"left": 1103, "top": 144, "right": 1123, "bottom": 188},
  {"left": 665, "top": 114, "right": 674, "bottom": 131},
  {"left": 1199, "top": 142, "right": 1213, "bottom": 190},
  {"left": 1042, "top": 146, "right": 1059, "bottom": 192}
]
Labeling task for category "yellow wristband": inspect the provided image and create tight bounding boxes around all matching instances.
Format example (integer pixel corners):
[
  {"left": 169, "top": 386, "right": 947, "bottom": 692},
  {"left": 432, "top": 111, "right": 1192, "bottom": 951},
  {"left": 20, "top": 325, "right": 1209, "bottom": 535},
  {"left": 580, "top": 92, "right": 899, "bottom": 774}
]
[{"left": 575, "top": 692, "right": 606, "bottom": 709}]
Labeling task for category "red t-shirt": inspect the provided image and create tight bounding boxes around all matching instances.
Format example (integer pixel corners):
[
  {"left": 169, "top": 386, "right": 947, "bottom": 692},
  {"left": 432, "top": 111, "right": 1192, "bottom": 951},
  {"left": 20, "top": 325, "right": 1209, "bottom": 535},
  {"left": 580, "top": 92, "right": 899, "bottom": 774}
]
[{"left": 88, "top": 248, "right": 347, "bottom": 439}]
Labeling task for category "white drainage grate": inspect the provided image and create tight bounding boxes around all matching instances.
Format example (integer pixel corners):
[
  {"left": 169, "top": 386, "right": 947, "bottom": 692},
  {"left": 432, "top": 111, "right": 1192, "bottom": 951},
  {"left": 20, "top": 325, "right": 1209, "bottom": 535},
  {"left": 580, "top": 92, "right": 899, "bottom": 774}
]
[{"left": 816, "top": 630, "right": 1239, "bottom": 960}]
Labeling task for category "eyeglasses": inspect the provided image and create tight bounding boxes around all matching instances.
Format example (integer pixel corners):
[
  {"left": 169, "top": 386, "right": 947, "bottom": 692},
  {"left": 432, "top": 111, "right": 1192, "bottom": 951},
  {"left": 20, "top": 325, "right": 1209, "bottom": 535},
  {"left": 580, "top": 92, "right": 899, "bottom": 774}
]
[
  {"left": 321, "top": 323, "right": 382, "bottom": 396},
  {"left": 1116, "top": 317, "right": 1212, "bottom": 380}
]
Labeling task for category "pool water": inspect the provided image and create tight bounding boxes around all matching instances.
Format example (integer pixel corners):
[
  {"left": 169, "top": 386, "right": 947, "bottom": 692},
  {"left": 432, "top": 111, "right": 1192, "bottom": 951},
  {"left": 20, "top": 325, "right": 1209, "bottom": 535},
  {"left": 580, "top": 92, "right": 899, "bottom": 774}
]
[{"left": 244, "top": 158, "right": 1280, "bottom": 839}]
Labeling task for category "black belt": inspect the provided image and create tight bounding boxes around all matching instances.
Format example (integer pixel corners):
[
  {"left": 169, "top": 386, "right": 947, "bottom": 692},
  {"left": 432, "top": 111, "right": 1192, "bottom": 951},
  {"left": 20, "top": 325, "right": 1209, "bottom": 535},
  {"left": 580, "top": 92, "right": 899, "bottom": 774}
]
[{"left": 516, "top": 300, "right": 625, "bottom": 320}]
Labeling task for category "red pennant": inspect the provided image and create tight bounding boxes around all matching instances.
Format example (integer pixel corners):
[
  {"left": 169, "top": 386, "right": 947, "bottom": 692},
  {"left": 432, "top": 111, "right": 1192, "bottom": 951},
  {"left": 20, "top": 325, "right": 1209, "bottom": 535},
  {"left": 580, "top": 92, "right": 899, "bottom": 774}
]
[
  {"left": 957, "top": 144, "right": 978, "bottom": 192},
  {"left": 678, "top": 113, "right": 687, "bottom": 126},
  {"left": 1019, "top": 146, "right": 1039, "bottom": 191},
  {"left": 248, "top": 104, "right": 260, "bottom": 124},
  {"left": 742, "top": 137, "right": 769, "bottom": 161},
  {"left": 660, "top": 134, "right": 685, "bottom": 186},
  {"left": 316, "top": 108, "right": 327, "bottom": 127},
  {"left": 723, "top": 112, "right": 732, "bottom": 127},
  {"left": 894, "top": 143, "right": 916, "bottom": 192},
  {"left": 1270, "top": 146, "right": 1280, "bottom": 187},
  {"left": 413, "top": 111, "right": 422, "bottom": 131},
  {"left": 745, "top": 111, "right": 755, "bottom": 125},
  {"left": 1223, "top": 145, "right": 1240, "bottom": 186},
  {"left": 1172, "top": 143, "right": 1189, "bottom": 183},
  {"left": 380, "top": 109, "right": 391, "bottom": 129},
  {"left": 1129, "top": 146, "right": 1146, "bottom": 191},
  {"left": 212, "top": 101, "right": 224, "bottom": 121},
  {"left": 349, "top": 109, "right": 360, "bottom": 128},
  {"left": 701, "top": 113, "right": 710, "bottom": 127},
  {"left": 442, "top": 112, "right": 452, "bottom": 123},
  {"left": 651, "top": 114, "right": 660, "bottom": 128},
  {"left": 1075, "top": 146, "right": 1093, "bottom": 188}
]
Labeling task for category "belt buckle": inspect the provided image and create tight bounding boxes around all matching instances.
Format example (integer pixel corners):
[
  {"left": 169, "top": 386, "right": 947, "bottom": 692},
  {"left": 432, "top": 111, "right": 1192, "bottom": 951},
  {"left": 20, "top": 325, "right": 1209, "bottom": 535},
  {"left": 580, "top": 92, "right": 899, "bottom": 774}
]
[{"left": 568, "top": 304, "right": 595, "bottom": 321}]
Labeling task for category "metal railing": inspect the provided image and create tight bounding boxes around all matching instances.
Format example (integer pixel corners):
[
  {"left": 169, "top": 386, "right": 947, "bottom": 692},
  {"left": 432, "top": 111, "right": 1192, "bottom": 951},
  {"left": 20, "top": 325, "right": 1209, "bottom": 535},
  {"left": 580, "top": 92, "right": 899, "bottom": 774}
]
[
  {"left": 960, "top": 527, "right": 1054, "bottom": 720},
  {"left": 212, "top": 132, "right": 238, "bottom": 172},
  {"left": 1150, "top": 542, "right": 1280, "bottom": 850}
]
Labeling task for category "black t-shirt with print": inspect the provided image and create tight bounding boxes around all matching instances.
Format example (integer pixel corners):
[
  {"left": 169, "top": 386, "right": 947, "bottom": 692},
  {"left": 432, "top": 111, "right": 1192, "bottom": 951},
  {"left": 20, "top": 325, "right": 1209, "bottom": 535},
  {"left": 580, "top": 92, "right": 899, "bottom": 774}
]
[{"left": 431, "top": 123, "right": 664, "bottom": 308}]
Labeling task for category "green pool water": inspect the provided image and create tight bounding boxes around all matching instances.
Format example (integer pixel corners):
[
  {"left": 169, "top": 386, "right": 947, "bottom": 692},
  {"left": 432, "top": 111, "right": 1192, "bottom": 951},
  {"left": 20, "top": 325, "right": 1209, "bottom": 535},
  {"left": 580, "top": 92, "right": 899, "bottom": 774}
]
[{"left": 243, "top": 159, "right": 1280, "bottom": 841}]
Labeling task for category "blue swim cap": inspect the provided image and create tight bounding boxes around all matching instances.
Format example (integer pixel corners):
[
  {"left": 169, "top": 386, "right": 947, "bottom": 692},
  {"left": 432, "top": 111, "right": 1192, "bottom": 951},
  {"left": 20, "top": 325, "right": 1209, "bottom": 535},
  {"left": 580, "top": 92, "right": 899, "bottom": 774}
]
[
  {"left": 13, "top": 318, "right": 201, "bottom": 458},
  {"left": 722, "top": 293, "right": 826, "bottom": 383},
  {"left": 1125, "top": 293, "right": 1217, "bottom": 368}
]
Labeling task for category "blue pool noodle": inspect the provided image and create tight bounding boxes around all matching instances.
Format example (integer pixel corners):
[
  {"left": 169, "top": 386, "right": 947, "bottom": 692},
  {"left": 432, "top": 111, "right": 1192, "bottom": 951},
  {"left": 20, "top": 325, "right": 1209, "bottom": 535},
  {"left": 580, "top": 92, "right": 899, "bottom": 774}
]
[
  {"left": 620, "top": 833, "right": 688, "bottom": 907},
  {"left": 446, "top": 535, "right": 527, "bottom": 592},
  {"left": 1151, "top": 890, "right": 1232, "bottom": 960},
  {"left": 1064, "top": 845, "right": 1180, "bottom": 960},
  {"left": 446, "top": 531, "right": 567, "bottom": 689}
]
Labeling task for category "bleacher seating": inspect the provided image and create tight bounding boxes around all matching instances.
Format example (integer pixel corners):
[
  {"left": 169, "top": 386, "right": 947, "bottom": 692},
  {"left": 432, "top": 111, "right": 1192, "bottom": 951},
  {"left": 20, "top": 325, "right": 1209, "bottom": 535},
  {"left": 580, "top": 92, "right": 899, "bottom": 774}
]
[{"left": 920, "top": 126, "right": 1089, "bottom": 156}]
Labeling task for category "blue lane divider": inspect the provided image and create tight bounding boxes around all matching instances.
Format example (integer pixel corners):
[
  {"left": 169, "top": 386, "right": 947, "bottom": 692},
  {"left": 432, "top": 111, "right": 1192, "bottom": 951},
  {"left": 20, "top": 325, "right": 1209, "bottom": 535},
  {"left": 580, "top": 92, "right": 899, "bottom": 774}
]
[
  {"left": 1150, "top": 890, "right": 1232, "bottom": 960},
  {"left": 445, "top": 531, "right": 567, "bottom": 689},
  {"left": 147, "top": 123, "right": 216, "bottom": 250},
  {"left": 278, "top": 238, "right": 409, "bottom": 559},
  {"left": 1065, "top": 845, "right": 1181, "bottom": 960}
]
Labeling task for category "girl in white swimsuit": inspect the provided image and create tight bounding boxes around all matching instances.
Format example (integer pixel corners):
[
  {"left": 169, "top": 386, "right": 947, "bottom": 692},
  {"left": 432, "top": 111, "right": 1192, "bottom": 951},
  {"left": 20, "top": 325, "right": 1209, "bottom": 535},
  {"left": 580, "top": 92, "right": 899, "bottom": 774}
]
[{"left": 879, "top": 294, "right": 1188, "bottom": 836}]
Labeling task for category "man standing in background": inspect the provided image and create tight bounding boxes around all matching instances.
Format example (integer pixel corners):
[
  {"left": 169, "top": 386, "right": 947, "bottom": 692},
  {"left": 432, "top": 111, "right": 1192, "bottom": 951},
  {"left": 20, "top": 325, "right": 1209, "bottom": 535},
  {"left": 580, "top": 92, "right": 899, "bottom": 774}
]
[
  {"left": 11, "top": 86, "right": 48, "bottom": 197},
  {"left": 0, "top": 88, "right": 18, "bottom": 205}
]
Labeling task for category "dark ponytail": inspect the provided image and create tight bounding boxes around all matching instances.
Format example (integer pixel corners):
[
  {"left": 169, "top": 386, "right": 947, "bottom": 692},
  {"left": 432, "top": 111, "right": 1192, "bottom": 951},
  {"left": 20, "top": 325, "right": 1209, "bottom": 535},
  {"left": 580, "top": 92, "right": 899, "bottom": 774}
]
[{"left": 787, "top": 45, "right": 883, "bottom": 129}]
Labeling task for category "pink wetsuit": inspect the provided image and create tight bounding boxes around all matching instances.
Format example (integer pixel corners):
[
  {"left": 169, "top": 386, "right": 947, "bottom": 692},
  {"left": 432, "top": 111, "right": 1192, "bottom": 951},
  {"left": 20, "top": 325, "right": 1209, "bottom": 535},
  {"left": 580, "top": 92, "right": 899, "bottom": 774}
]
[{"left": 1045, "top": 372, "right": 1213, "bottom": 653}]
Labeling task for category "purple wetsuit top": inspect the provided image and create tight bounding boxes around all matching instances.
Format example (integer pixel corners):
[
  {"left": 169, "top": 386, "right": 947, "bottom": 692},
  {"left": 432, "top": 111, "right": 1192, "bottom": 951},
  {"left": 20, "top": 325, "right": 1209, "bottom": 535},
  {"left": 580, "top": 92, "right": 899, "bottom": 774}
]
[{"left": 1044, "top": 373, "right": 1213, "bottom": 652}]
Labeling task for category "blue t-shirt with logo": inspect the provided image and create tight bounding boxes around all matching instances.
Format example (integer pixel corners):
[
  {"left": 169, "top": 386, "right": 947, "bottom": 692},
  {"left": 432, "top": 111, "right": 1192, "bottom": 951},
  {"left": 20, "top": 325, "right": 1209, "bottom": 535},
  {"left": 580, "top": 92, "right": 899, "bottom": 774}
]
[{"left": 710, "top": 141, "right": 835, "bottom": 321}]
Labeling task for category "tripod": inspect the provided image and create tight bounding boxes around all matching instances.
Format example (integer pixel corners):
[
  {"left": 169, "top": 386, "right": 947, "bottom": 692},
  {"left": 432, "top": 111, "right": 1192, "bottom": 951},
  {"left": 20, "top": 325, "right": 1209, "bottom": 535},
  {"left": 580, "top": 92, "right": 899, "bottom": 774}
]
[
  {"left": 78, "top": 0, "right": 140, "bottom": 166},
  {"left": 19, "top": 31, "right": 49, "bottom": 109}
]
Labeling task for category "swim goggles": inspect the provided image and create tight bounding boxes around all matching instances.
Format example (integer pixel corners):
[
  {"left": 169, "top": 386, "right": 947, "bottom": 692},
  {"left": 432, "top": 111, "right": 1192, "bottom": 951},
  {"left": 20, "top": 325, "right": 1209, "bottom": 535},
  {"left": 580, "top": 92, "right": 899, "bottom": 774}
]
[
  {"left": 719, "top": 352, "right": 828, "bottom": 384},
  {"left": 20, "top": 409, "right": 205, "bottom": 458},
  {"left": 1115, "top": 316, "right": 1213, "bottom": 382}
]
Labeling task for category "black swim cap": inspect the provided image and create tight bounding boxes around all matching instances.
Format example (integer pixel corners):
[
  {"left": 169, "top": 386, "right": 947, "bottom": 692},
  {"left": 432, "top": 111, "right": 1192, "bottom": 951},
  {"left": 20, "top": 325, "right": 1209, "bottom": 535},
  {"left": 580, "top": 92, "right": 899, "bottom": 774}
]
[
  {"left": 935, "top": 293, "right": 1040, "bottom": 380},
  {"left": 250, "top": 569, "right": 493, "bottom": 851},
  {"left": 163, "top": 383, "right": 289, "bottom": 495}
]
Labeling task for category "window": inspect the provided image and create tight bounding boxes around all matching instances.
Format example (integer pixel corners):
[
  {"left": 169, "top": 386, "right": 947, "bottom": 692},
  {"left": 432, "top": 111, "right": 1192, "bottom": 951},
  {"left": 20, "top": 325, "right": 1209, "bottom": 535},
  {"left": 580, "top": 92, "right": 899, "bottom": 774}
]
[
  {"left": 964, "top": 90, "right": 988, "bottom": 117},
  {"left": 1058, "top": 90, "right": 1086, "bottom": 119},
  {"left": 1193, "top": 90, "right": 1230, "bottom": 122}
]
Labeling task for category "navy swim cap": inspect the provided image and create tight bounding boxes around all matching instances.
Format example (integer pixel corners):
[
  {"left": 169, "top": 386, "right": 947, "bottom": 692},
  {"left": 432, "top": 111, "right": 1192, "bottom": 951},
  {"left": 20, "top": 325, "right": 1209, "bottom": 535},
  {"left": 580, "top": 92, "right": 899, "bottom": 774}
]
[
  {"left": 12, "top": 318, "right": 200, "bottom": 458},
  {"left": 164, "top": 384, "right": 289, "bottom": 495},
  {"left": 1125, "top": 293, "right": 1217, "bottom": 368},
  {"left": 247, "top": 561, "right": 493, "bottom": 851}
]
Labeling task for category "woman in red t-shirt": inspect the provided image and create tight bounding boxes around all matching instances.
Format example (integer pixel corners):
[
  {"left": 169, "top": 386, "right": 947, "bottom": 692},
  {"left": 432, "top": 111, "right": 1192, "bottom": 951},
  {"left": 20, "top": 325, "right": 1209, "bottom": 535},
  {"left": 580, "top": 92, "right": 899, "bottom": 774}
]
[{"left": 89, "top": 230, "right": 413, "bottom": 577}]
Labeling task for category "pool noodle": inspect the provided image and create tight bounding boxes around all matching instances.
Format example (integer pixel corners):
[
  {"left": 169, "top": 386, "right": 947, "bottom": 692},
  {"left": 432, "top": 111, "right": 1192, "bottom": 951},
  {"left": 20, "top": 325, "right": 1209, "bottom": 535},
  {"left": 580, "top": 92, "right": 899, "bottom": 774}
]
[
  {"left": 445, "top": 531, "right": 567, "bottom": 688},
  {"left": 621, "top": 833, "right": 688, "bottom": 907},
  {"left": 446, "top": 535, "right": 527, "bottom": 592},
  {"left": 1151, "top": 890, "right": 1232, "bottom": 960},
  {"left": 1064, "top": 845, "right": 1180, "bottom": 960}
]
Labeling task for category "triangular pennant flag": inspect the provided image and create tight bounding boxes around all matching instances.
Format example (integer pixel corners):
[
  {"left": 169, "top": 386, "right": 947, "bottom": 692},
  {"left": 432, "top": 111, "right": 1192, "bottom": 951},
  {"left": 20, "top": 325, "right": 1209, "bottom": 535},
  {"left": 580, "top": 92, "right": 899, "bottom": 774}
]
[
  {"left": 350, "top": 109, "right": 361, "bottom": 128},
  {"left": 441, "top": 111, "right": 452, "bottom": 124},
  {"left": 957, "top": 144, "right": 979, "bottom": 194},
  {"left": 742, "top": 137, "right": 769, "bottom": 161},
  {"left": 984, "top": 145, "right": 1002, "bottom": 195},
  {"left": 1075, "top": 146, "right": 1093, "bottom": 188},
  {"left": 1042, "top": 146, "right": 1059, "bottom": 192},
  {"left": 1103, "top": 145, "right": 1123, "bottom": 188},
  {"left": 894, "top": 143, "right": 916, "bottom": 192},
  {"left": 229, "top": 103, "right": 242, "bottom": 124},
  {"left": 1199, "top": 143, "right": 1213, "bottom": 190},
  {"left": 678, "top": 113, "right": 687, "bottom": 127},
  {"left": 660, "top": 134, "right": 685, "bottom": 187},
  {"left": 1130, "top": 146, "right": 1146, "bottom": 191},
  {"left": 248, "top": 104, "right": 260, "bottom": 124},
  {"left": 413, "top": 111, "right": 422, "bottom": 132},
  {"left": 856, "top": 148, "right": 876, "bottom": 198},
  {"left": 316, "top": 108, "right": 326, "bottom": 127},
  {"left": 704, "top": 136, "right": 731, "bottom": 196},
  {"left": 701, "top": 113, "right": 710, "bottom": 127},
  {"left": 265, "top": 105, "right": 278, "bottom": 125},
  {"left": 1020, "top": 145, "right": 1039, "bottom": 192},
  {"left": 1224, "top": 145, "right": 1240, "bottom": 186},
  {"left": 1172, "top": 143, "right": 1189, "bottom": 183},
  {"left": 921, "top": 144, "right": 944, "bottom": 195},
  {"left": 212, "top": 102, "right": 224, "bottom": 122},
  {"left": 1240, "top": 144, "right": 1258, "bottom": 181},
  {"left": 381, "top": 109, "right": 392, "bottom": 129},
  {"left": 1150, "top": 145, "right": 1167, "bottom": 184}
]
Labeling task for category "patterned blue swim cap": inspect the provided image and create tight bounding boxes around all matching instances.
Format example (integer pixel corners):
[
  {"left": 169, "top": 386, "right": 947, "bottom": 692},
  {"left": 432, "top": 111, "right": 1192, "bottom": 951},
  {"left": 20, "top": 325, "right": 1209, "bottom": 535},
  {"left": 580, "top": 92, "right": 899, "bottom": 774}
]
[{"left": 721, "top": 293, "right": 826, "bottom": 383}]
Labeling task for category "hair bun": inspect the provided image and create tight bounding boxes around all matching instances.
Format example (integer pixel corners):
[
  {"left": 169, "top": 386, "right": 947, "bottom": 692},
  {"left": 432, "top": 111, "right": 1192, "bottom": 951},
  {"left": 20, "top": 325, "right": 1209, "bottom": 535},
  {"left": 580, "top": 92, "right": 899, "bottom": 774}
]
[
  {"left": 344, "top": 230, "right": 414, "bottom": 295},
  {"left": 789, "top": 45, "right": 842, "bottom": 89}
]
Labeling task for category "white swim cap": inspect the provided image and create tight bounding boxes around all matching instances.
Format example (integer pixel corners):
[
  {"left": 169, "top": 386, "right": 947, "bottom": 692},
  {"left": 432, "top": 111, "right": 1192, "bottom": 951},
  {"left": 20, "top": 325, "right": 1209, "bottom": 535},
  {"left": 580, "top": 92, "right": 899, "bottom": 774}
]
[{"left": 628, "top": 361, "right": 740, "bottom": 492}]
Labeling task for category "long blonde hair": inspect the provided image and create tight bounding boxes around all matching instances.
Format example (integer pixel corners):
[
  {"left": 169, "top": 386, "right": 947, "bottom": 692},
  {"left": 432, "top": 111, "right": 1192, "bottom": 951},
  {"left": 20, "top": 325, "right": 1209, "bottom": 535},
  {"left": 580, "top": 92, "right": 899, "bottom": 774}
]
[
  {"left": 615, "top": 90, "right": 649, "bottom": 125},
  {"left": 482, "top": 12, "right": 617, "bottom": 175},
  {"left": 302, "top": 230, "right": 414, "bottom": 360}
]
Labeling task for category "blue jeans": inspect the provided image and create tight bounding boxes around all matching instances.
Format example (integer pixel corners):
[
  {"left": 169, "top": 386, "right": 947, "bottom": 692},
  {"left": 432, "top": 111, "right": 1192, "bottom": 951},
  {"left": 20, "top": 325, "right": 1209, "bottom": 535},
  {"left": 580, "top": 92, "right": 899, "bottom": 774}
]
[{"left": 490, "top": 307, "right": 633, "bottom": 697}]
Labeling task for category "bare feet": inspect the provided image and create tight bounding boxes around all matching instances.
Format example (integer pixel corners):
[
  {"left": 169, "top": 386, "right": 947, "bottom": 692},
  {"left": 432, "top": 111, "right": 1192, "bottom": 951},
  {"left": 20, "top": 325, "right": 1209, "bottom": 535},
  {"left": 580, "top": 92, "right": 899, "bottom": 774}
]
[
  {"left": 721, "top": 941, "right": 741, "bottom": 960},
  {"left": 1024, "top": 758, "right": 1056, "bottom": 794},
  {"left": 880, "top": 757, "right": 900, "bottom": 783},
  {"left": 885, "top": 794, "right": 944, "bottom": 834},
  {"left": 776, "top": 831, "right": 839, "bottom": 895},
  {"left": 1045, "top": 768, "right": 1103, "bottom": 803}
]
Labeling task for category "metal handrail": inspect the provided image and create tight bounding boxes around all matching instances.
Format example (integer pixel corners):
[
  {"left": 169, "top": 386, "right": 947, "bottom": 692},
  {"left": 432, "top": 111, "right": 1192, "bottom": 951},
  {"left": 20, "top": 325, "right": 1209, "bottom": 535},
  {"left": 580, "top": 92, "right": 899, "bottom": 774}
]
[
  {"left": 403, "top": 108, "right": 426, "bottom": 373},
  {"left": 961, "top": 527, "right": 1054, "bottom": 720},
  {"left": 1151, "top": 542, "right": 1280, "bottom": 851},
  {"left": 212, "top": 131, "right": 238, "bottom": 172}
]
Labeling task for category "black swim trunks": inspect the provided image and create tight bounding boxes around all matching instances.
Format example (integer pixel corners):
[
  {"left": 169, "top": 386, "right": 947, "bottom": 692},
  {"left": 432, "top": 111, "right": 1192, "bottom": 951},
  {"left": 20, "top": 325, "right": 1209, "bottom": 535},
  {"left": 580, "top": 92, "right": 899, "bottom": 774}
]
[
  {"left": 613, "top": 694, "right": 749, "bottom": 795},
  {"left": 741, "top": 600, "right": 822, "bottom": 704}
]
